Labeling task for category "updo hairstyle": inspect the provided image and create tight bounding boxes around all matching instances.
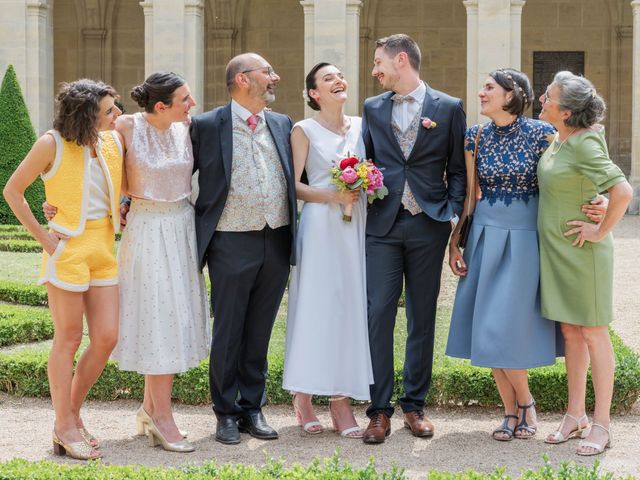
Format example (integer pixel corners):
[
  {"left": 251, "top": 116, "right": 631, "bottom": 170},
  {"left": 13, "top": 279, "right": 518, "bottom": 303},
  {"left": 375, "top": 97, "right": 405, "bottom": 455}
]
[
  {"left": 552, "top": 71, "right": 606, "bottom": 128},
  {"left": 304, "top": 62, "right": 334, "bottom": 111},
  {"left": 130, "top": 72, "right": 186, "bottom": 114}
]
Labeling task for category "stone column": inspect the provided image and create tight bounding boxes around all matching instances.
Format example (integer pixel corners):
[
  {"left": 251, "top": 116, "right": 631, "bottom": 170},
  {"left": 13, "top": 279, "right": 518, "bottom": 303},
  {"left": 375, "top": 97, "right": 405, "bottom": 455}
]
[
  {"left": 630, "top": 0, "right": 640, "bottom": 213},
  {"left": 300, "top": 0, "right": 363, "bottom": 116},
  {"left": 463, "top": 0, "right": 526, "bottom": 125},
  {"left": 463, "top": 0, "right": 479, "bottom": 123},
  {"left": 26, "top": 0, "right": 53, "bottom": 135},
  {"left": 510, "top": 0, "right": 525, "bottom": 68},
  {"left": 139, "top": 0, "right": 204, "bottom": 114}
]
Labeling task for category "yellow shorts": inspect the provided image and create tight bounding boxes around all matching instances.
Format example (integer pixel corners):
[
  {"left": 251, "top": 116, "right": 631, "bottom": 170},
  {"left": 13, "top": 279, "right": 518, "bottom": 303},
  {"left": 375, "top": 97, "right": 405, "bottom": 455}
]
[{"left": 38, "top": 217, "right": 118, "bottom": 292}]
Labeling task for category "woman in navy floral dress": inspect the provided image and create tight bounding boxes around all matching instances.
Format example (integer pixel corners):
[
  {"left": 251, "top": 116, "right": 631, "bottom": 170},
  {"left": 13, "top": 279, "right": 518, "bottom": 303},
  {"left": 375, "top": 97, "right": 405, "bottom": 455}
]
[{"left": 445, "top": 69, "right": 560, "bottom": 441}]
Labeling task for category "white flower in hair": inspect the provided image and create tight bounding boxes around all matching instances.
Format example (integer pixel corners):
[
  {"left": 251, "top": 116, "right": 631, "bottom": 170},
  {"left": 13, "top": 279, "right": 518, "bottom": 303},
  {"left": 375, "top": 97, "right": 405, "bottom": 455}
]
[{"left": 302, "top": 89, "right": 310, "bottom": 102}]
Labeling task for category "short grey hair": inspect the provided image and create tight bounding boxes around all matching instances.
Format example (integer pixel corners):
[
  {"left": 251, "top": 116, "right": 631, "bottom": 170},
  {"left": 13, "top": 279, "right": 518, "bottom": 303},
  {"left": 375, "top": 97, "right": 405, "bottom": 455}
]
[{"left": 553, "top": 71, "right": 606, "bottom": 128}]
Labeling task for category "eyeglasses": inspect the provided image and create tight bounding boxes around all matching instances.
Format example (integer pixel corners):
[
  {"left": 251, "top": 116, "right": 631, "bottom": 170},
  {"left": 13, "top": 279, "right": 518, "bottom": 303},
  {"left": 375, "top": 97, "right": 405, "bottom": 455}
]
[
  {"left": 541, "top": 90, "right": 555, "bottom": 104},
  {"left": 241, "top": 66, "right": 277, "bottom": 78}
]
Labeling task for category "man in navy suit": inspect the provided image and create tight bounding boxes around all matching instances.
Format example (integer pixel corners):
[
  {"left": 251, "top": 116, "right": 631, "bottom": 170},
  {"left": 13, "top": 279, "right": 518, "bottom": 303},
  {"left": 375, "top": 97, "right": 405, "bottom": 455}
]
[
  {"left": 190, "top": 53, "right": 297, "bottom": 445},
  {"left": 361, "top": 34, "right": 466, "bottom": 443}
]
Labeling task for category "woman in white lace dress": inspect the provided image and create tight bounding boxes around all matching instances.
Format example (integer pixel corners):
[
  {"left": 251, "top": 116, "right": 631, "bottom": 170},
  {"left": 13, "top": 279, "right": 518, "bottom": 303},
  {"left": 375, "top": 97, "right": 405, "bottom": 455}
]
[
  {"left": 283, "top": 63, "right": 373, "bottom": 438},
  {"left": 110, "top": 72, "right": 210, "bottom": 452}
]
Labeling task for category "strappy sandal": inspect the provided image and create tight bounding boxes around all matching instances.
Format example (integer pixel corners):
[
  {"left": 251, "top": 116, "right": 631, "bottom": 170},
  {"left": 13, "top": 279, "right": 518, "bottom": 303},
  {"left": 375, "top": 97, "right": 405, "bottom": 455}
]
[
  {"left": 292, "top": 394, "right": 323, "bottom": 434},
  {"left": 329, "top": 396, "right": 363, "bottom": 439},
  {"left": 78, "top": 426, "right": 99, "bottom": 449},
  {"left": 514, "top": 400, "right": 537, "bottom": 439},
  {"left": 577, "top": 423, "right": 612, "bottom": 456},
  {"left": 545, "top": 413, "right": 591, "bottom": 444},
  {"left": 492, "top": 414, "right": 518, "bottom": 441},
  {"left": 52, "top": 430, "right": 101, "bottom": 460}
]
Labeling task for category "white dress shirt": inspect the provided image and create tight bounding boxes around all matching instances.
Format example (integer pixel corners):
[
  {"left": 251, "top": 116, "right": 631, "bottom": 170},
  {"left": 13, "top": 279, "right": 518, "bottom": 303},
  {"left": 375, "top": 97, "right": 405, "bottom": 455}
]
[{"left": 391, "top": 82, "right": 426, "bottom": 133}]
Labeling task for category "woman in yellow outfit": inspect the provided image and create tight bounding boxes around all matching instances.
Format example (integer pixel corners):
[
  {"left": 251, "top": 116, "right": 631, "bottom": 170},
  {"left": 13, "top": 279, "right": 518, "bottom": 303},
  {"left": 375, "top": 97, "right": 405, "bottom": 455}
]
[{"left": 3, "top": 79, "right": 123, "bottom": 460}]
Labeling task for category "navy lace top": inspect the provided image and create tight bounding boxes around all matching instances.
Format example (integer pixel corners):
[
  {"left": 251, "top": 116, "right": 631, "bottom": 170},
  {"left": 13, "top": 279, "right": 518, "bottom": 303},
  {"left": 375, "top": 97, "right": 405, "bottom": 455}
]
[{"left": 465, "top": 115, "right": 555, "bottom": 205}]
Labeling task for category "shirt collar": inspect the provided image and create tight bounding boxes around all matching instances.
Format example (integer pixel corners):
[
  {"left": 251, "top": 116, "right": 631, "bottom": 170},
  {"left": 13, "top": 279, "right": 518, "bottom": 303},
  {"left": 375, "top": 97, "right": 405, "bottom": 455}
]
[
  {"left": 406, "top": 82, "right": 426, "bottom": 104},
  {"left": 231, "top": 99, "right": 265, "bottom": 122}
]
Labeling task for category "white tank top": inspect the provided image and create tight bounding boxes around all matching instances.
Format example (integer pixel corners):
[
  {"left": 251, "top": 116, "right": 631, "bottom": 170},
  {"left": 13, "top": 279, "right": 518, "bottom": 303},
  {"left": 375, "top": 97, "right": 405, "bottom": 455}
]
[{"left": 87, "top": 156, "right": 110, "bottom": 220}]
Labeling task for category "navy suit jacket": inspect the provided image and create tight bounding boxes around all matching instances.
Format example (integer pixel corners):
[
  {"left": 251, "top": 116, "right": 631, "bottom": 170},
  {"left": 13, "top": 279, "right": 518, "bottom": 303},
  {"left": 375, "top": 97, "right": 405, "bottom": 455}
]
[
  {"left": 362, "top": 83, "right": 467, "bottom": 237},
  {"left": 190, "top": 103, "right": 298, "bottom": 269}
]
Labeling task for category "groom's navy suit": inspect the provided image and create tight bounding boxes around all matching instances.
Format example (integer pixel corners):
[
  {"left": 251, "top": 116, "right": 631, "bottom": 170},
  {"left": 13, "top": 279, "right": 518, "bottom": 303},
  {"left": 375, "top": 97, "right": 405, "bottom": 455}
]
[
  {"left": 191, "top": 103, "right": 297, "bottom": 419},
  {"left": 362, "top": 83, "right": 466, "bottom": 417}
]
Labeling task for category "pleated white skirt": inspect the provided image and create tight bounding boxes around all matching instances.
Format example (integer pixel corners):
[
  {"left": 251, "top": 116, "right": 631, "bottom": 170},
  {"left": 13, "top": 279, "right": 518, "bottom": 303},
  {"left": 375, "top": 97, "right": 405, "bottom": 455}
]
[{"left": 111, "top": 198, "right": 211, "bottom": 374}]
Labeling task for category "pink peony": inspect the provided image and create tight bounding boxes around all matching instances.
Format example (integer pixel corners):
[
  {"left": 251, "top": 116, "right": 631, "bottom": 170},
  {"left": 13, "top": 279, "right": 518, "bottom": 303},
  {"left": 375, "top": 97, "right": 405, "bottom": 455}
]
[{"left": 339, "top": 166, "right": 358, "bottom": 184}]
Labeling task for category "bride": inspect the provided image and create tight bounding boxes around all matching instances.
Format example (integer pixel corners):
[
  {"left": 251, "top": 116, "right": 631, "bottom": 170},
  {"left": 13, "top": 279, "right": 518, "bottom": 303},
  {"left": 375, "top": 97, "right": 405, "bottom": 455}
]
[{"left": 283, "top": 62, "right": 373, "bottom": 438}]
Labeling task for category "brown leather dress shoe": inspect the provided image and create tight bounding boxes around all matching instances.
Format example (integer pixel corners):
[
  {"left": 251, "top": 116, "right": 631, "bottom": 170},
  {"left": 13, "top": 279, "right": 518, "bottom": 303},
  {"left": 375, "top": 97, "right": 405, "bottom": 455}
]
[
  {"left": 403, "top": 410, "right": 434, "bottom": 437},
  {"left": 362, "top": 412, "right": 391, "bottom": 444}
]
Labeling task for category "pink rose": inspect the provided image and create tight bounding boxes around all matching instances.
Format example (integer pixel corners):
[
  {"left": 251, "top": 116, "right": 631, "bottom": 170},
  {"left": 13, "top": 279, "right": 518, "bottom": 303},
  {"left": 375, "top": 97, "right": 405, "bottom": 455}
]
[
  {"left": 421, "top": 117, "right": 437, "bottom": 129},
  {"left": 339, "top": 166, "right": 358, "bottom": 184}
]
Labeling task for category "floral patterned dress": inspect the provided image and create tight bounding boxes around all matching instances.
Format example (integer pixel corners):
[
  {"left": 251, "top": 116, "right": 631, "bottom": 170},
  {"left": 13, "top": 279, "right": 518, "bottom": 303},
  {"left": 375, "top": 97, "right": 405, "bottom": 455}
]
[{"left": 446, "top": 115, "right": 564, "bottom": 368}]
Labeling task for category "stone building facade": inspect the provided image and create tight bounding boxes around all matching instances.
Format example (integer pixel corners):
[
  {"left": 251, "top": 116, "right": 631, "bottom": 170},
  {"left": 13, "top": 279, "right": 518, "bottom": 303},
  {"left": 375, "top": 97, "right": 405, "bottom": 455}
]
[{"left": 0, "top": 0, "right": 638, "bottom": 211}]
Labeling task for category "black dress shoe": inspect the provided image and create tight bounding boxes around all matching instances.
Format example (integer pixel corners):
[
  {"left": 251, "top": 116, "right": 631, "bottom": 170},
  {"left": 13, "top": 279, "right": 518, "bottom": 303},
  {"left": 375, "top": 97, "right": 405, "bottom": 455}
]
[
  {"left": 215, "top": 416, "right": 241, "bottom": 445},
  {"left": 237, "top": 411, "right": 278, "bottom": 440}
]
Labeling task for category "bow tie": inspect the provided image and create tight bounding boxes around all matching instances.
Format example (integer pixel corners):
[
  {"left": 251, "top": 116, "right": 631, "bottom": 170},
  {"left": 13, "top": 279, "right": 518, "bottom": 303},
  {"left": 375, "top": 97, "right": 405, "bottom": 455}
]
[{"left": 391, "top": 94, "right": 415, "bottom": 104}]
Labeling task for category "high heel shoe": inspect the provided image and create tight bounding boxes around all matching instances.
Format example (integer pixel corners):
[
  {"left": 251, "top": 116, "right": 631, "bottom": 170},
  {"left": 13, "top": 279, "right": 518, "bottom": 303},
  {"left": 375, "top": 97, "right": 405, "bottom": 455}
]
[
  {"left": 136, "top": 406, "right": 188, "bottom": 438},
  {"left": 329, "top": 396, "right": 363, "bottom": 439},
  {"left": 78, "top": 426, "right": 99, "bottom": 448},
  {"left": 146, "top": 416, "right": 195, "bottom": 453},
  {"left": 577, "top": 423, "right": 612, "bottom": 456},
  {"left": 52, "top": 431, "right": 101, "bottom": 460},
  {"left": 545, "top": 413, "right": 591, "bottom": 444},
  {"left": 292, "top": 393, "right": 323, "bottom": 434}
]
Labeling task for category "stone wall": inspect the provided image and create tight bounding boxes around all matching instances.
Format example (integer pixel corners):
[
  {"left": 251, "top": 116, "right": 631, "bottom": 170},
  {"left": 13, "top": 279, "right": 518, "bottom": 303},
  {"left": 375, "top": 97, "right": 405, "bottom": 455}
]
[
  {"left": 361, "top": 1, "right": 468, "bottom": 108},
  {"left": 522, "top": 0, "right": 632, "bottom": 174}
]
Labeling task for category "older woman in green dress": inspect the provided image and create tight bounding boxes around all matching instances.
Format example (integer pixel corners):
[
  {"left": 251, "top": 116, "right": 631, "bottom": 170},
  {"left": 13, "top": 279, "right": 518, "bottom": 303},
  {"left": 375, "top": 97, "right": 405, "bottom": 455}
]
[{"left": 537, "top": 71, "right": 633, "bottom": 456}]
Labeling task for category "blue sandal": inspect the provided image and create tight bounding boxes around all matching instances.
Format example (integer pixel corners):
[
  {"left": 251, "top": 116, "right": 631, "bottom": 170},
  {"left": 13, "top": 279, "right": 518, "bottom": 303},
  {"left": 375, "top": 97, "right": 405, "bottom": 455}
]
[
  {"left": 492, "top": 414, "right": 518, "bottom": 441},
  {"left": 515, "top": 400, "right": 537, "bottom": 439}
]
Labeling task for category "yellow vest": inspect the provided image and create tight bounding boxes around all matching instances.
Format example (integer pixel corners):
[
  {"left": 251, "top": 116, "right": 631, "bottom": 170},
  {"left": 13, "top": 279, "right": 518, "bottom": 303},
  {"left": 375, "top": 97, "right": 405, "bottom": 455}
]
[{"left": 42, "top": 130, "right": 123, "bottom": 236}]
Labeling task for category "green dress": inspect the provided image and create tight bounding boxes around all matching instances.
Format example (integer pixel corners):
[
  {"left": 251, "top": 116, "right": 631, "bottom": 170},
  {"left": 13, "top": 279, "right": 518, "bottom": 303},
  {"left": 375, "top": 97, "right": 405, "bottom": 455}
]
[{"left": 537, "top": 127, "right": 626, "bottom": 326}]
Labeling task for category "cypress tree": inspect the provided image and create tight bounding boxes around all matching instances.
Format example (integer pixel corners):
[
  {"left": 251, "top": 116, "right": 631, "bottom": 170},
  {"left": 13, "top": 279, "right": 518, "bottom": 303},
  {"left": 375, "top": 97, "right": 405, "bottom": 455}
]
[{"left": 0, "top": 65, "right": 45, "bottom": 224}]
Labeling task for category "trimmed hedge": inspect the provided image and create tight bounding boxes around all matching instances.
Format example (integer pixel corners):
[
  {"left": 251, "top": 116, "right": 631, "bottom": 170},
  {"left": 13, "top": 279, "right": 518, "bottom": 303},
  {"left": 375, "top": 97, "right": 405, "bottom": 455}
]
[
  {"left": 0, "top": 65, "right": 44, "bottom": 224},
  {"left": 0, "top": 280, "right": 48, "bottom": 306},
  {"left": 1, "top": 330, "right": 638, "bottom": 412},
  {"left": 0, "top": 304, "right": 53, "bottom": 347},
  {"left": 0, "top": 239, "right": 41, "bottom": 252},
  {"left": 0, "top": 455, "right": 628, "bottom": 480}
]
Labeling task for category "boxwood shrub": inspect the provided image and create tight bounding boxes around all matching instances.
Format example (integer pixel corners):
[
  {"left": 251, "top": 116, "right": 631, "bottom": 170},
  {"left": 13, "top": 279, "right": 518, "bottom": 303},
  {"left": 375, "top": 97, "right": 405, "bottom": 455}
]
[
  {"left": 0, "top": 304, "right": 53, "bottom": 346},
  {"left": 1, "top": 329, "right": 638, "bottom": 412},
  {"left": 0, "top": 454, "right": 627, "bottom": 480},
  {"left": 0, "top": 280, "right": 48, "bottom": 306}
]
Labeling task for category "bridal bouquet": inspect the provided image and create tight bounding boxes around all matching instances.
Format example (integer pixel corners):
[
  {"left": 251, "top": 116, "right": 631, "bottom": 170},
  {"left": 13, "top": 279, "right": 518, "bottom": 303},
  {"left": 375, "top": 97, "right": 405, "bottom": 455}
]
[{"left": 330, "top": 153, "right": 388, "bottom": 222}]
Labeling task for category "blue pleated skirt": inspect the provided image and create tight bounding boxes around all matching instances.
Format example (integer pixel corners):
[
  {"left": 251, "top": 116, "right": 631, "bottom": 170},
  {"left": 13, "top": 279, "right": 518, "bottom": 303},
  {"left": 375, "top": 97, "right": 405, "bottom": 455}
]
[{"left": 445, "top": 196, "right": 564, "bottom": 369}]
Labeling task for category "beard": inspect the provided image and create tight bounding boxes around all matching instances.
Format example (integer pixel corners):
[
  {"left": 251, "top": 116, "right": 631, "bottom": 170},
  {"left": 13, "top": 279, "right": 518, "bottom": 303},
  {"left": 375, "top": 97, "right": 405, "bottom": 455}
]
[{"left": 249, "top": 80, "right": 276, "bottom": 105}]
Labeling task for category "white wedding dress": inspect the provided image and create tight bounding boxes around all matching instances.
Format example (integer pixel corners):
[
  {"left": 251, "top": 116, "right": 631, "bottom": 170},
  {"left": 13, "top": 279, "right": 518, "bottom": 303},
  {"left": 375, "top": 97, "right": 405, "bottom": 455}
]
[{"left": 283, "top": 117, "right": 373, "bottom": 400}]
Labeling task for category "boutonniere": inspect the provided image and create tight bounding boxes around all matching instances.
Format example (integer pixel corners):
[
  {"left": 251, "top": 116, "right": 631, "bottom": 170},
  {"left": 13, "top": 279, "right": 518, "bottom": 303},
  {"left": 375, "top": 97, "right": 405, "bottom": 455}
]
[{"left": 421, "top": 117, "right": 437, "bottom": 129}]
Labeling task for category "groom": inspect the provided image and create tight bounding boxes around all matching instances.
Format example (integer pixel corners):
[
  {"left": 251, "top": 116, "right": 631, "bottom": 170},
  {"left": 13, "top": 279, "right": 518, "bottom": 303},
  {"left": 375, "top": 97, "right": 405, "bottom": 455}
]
[
  {"left": 190, "top": 53, "right": 297, "bottom": 445},
  {"left": 362, "top": 34, "right": 466, "bottom": 443}
]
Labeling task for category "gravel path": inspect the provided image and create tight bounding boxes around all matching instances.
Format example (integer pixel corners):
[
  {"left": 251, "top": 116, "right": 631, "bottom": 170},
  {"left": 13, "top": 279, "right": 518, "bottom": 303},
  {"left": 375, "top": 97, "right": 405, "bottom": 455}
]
[{"left": 0, "top": 216, "right": 638, "bottom": 478}]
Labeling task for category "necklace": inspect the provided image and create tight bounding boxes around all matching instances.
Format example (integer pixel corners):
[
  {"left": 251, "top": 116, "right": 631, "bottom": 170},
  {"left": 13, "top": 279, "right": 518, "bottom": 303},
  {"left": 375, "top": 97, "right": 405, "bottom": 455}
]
[{"left": 549, "top": 128, "right": 578, "bottom": 156}]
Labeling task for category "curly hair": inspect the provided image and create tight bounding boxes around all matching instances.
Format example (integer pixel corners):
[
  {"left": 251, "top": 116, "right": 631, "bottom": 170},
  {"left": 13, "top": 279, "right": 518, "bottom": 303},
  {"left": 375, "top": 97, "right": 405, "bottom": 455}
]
[{"left": 53, "top": 79, "right": 118, "bottom": 146}]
